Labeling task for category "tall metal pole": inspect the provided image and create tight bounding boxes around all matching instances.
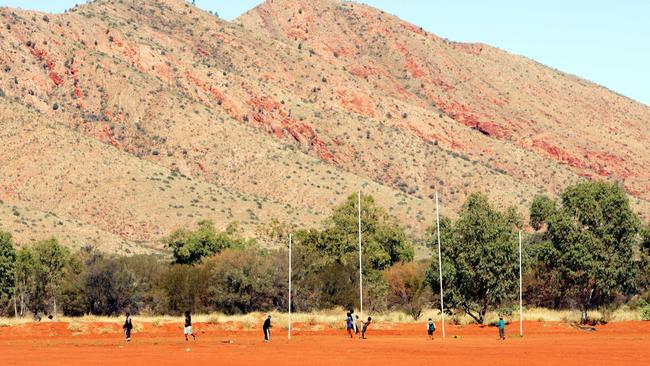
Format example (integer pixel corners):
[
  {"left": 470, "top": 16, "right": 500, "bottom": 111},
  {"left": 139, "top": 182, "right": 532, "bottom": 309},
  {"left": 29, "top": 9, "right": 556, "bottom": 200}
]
[
  {"left": 288, "top": 233, "right": 292, "bottom": 340},
  {"left": 519, "top": 230, "right": 523, "bottom": 337},
  {"left": 435, "top": 191, "right": 445, "bottom": 338},
  {"left": 358, "top": 190, "right": 363, "bottom": 321}
]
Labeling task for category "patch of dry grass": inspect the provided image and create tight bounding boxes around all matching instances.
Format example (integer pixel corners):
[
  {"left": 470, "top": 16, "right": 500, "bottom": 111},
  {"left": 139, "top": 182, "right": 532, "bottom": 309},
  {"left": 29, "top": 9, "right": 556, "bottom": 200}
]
[
  {"left": 0, "top": 307, "right": 642, "bottom": 329},
  {"left": 67, "top": 322, "right": 89, "bottom": 335}
]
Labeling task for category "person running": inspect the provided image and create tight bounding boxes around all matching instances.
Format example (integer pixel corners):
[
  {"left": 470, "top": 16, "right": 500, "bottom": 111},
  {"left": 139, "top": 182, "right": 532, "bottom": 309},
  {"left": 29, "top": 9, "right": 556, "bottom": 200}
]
[
  {"left": 360, "top": 317, "right": 372, "bottom": 339},
  {"left": 123, "top": 312, "right": 133, "bottom": 342},
  {"left": 427, "top": 318, "right": 436, "bottom": 340},
  {"left": 263, "top": 315, "right": 272, "bottom": 342},
  {"left": 184, "top": 311, "right": 196, "bottom": 341},
  {"left": 345, "top": 312, "right": 354, "bottom": 338},
  {"left": 497, "top": 315, "right": 506, "bottom": 340}
]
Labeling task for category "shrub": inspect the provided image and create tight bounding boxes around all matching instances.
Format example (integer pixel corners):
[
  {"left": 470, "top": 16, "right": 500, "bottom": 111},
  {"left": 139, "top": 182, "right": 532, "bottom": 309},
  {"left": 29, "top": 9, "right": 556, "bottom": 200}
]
[
  {"left": 203, "top": 247, "right": 286, "bottom": 314},
  {"left": 642, "top": 306, "right": 650, "bottom": 321},
  {"left": 384, "top": 261, "right": 431, "bottom": 319}
]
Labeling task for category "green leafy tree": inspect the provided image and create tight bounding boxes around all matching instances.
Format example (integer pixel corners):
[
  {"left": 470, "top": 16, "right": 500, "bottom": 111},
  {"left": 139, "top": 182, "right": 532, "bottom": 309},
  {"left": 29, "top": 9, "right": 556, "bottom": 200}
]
[
  {"left": 0, "top": 231, "right": 16, "bottom": 303},
  {"left": 642, "top": 224, "right": 650, "bottom": 253},
  {"left": 295, "top": 193, "right": 414, "bottom": 310},
  {"left": 529, "top": 181, "right": 640, "bottom": 322},
  {"left": 15, "top": 248, "right": 36, "bottom": 316},
  {"left": 163, "top": 220, "right": 253, "bottom": 265},
  {"left": 83, "top": 255, "right": 140, "bottom": 315},
  {"left": 427, "top": 193, "right": 521, "bottom": 324},
  {"left": 204, "top": 247, "right": 287, "bottom": 314},
  {"left": 631, "top": 224, "right": 650, "bottom": 305},
  {"left": 32, "top": 239, "right": 71, "bottom": 316},
  {"left": 298, "top": 193, "right": 413, "bottom": 270},
  {"left": 60, "top": 255, "right": 86, "bottom": 316}
]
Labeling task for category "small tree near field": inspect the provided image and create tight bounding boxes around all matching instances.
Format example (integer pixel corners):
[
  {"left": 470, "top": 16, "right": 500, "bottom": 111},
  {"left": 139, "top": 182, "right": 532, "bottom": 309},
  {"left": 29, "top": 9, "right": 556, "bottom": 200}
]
[
  {"left": 295, "top": 192, "right": 414, "bottom": 310},
  {"left": 426, "top": 192, "right": 521, "bottom": 324},
  {"left": 32, "top": 239, "right": 70, "bottom": 316}
]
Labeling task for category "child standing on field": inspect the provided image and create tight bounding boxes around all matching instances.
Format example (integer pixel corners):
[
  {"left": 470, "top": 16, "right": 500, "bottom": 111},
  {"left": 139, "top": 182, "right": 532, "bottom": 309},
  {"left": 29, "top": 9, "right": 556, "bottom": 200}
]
[
  {"left": 360, "top": 317, "right": 372, "bottom": 339},
  {"left": 346, "top": 312, "right": 354, "bottom": 338},
  {"left": 427, "top": 318, "right": 436, "bottom": 340},
  {"left": 122, "top": 312, "right": 133, "bottom": 342},
  {"left": 350, "top": 310, "right": 358, "bottom": 334},
  {"left": 497, "top": 316, "right": 506, "bottom": 340},
  {"left": 355, "top": 315, "right": 360, "bottom": 335},
  {"left": 263, "top": 315, "right": 272, "bottom": 342},
  {"left": 184, "top": 311, "right": 196, "bottom": 341}
]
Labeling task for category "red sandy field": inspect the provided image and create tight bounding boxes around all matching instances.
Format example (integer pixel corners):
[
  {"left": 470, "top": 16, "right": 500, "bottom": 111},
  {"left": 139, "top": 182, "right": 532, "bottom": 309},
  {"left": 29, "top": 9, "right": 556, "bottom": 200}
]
[{"left": 1, "top": 321, "right": 648, "bottom": 365}]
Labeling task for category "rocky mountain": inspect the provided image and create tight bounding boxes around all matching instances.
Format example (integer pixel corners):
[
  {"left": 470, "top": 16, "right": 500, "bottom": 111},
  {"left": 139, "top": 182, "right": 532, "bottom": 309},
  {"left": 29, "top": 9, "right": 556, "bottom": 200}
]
[{"left": 0, "top": 0, "right": 647, "bottom": 253}]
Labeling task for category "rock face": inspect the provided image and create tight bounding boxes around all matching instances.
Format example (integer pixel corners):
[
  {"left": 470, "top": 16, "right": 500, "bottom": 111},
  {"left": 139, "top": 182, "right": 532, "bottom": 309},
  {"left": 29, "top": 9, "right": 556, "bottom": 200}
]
[{"left": 0, "top": 0, "right": 648, "bottom": 252}]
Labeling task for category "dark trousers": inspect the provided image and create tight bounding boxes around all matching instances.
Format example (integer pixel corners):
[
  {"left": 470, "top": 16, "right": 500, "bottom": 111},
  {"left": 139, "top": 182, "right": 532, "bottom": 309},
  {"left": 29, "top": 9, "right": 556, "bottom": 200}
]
[
  {"left": 264, "top": 327, "right": 271, "bottom": 341},
  {"left": 499, "top": 328, "right": 505, "bottom": 339}
]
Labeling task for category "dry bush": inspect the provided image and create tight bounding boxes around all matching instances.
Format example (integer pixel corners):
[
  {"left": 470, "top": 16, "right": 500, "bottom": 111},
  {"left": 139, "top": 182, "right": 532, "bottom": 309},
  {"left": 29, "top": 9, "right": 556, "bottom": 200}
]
[{"left": 384, "top": 261, "right": 432, "bottom": 320}]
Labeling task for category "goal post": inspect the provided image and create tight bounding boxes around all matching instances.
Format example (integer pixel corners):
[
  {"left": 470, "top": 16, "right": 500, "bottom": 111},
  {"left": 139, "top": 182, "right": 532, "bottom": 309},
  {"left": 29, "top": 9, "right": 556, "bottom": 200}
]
[
  {"left": 435, "top": 191, "right": 445, "bottom": 338},
  {"left": 519, "top": 230, "right": 523, "bottom": 337},
  {"left": 288, "top": 232, "right": 292, "bottom": 340},
  {"left": 358, "top": 190, "right": 363, "bottom": 321}
]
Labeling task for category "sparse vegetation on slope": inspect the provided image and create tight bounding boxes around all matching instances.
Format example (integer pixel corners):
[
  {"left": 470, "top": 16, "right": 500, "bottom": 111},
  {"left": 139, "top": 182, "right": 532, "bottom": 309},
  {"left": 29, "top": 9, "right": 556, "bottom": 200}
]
[{"left": 0, "top": 0, "right": 648, "bottom": 252}]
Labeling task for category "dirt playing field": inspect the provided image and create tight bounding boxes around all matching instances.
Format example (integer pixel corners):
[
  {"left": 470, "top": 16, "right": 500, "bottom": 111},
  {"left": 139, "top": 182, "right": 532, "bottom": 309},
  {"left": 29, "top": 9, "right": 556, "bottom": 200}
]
[{"left": 1, "top": 320, "right": 648, "bottom": 365}]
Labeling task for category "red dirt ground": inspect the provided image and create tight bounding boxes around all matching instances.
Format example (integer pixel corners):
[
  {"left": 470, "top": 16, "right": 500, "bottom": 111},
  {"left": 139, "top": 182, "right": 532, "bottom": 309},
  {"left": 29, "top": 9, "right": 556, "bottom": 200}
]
[{"left": 1, "top": 321, "right": 648, "bottom": 365}]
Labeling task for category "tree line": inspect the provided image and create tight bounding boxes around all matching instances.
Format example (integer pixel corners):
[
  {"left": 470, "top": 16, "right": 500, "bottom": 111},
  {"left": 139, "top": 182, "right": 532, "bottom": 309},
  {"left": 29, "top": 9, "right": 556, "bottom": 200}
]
[{"left": 0, "top": 181, "right": 649, "bottom": 323}]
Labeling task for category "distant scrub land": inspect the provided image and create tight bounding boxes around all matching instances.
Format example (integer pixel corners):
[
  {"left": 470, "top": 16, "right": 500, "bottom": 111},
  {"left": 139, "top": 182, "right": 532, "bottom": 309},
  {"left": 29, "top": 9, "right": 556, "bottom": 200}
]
[{"left": 1, "top": 181, "right": 649, "bottom": 324}]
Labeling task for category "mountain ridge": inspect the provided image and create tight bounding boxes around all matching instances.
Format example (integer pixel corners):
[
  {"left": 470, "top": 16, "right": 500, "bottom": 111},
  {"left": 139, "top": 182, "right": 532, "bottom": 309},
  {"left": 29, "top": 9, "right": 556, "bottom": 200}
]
[{"left": 0, "top": 0, "right": 647, "bottom": 252}]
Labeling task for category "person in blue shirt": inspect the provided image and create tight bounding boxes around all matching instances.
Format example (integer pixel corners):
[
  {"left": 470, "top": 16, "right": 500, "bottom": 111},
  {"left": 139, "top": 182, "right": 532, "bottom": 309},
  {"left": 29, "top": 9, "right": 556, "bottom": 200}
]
[
  {"left": 497, "top": 316, "right": 506, "bottom": 340},
  {"left": 345, "top": 312, "right": 354, "bottom": 338},
  {"left": 427, "top": 318, "right": 436, "bottom": 340}
]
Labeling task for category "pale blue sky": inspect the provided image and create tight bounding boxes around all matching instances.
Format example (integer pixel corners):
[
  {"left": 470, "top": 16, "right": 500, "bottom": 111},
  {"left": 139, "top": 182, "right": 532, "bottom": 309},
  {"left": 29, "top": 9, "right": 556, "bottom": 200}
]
[{"left": 1, "top": 0, "right": 647, "bottom": 105}]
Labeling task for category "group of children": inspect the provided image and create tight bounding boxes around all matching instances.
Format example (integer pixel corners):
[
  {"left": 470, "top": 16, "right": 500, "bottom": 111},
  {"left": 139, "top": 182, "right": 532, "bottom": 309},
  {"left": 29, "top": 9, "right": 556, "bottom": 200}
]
[
  {"left": 120, "top": 311, "right": 508, "bottom": 343},
  {"left": 346, "top": 310, "right": 371, "bottom": 339},
  {"left": 122, "top": 310, "right": 197, "bottom": 343}
]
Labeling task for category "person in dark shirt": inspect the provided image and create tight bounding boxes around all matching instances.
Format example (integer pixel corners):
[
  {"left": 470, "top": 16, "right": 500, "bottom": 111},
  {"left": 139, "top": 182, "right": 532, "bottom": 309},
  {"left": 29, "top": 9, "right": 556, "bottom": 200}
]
[
  {"left": 184, "top": 311, "right": 196, "bottom": 341},
  {"left": 361, "top": 317, "right": 372, "bottom": 339},
  {"left": 263, "top": 315, "right": 272, "bottom": 342},
  {"left": 122, "top": 312, "right": 133, "bottom": 342}
]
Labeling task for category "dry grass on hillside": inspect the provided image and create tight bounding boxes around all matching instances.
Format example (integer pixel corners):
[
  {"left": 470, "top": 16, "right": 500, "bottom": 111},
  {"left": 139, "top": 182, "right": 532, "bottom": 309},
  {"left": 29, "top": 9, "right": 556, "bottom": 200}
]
[{"left": 0, "top": 0, "right": 649, "bottom": 254}]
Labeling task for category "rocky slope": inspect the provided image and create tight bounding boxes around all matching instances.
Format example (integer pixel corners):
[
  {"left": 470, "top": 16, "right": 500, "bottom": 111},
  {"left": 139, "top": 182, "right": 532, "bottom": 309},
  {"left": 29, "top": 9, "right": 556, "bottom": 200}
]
[{"left": 0, "top": 0, "right": 647, "bottom": 252}]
